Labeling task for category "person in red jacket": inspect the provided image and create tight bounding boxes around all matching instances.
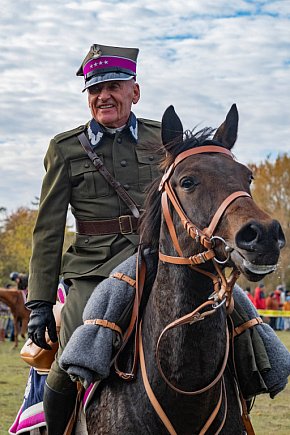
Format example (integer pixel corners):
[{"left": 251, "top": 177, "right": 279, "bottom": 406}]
[{"left": 254, "top": 283, "right": 266, "bottom": 309}]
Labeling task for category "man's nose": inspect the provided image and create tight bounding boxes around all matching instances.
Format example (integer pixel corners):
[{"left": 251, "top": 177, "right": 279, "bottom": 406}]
[{"left": 98, "top": 87, "right": 110, "bottom": 100}]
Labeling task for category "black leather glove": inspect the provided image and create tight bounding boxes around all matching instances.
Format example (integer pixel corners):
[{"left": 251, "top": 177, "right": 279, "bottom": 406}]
[{"left": 26, "top": 301, "right": 58, "bottom": 350}]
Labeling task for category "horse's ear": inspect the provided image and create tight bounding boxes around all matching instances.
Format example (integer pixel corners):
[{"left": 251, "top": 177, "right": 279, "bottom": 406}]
[
  {"left": 213, "top": 104, "right": 238, "bottom": 150},
  {"left": 161, "top": 105, "right": 183, "bottom": 146}
]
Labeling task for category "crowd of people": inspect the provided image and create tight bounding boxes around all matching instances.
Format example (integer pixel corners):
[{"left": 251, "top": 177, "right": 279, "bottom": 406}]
[{"left": 245, "top": 282, "right": 290, "bottom": 331}]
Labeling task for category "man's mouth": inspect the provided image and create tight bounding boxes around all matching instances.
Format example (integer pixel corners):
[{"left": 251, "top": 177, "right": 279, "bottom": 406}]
[{"left": 98, "top": 104, "right": 114, "bottom": 109}]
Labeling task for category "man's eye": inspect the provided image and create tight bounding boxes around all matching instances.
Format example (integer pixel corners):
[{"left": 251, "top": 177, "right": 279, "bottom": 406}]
[
  {"left": 109, "top": 84, "right": 119, "bottom": 91},
  {"left": 88, "top": 86, "right": 100, "bottom": 95},
  {"left": 180, "top": 177, "right": 197, "bottom": 190}
]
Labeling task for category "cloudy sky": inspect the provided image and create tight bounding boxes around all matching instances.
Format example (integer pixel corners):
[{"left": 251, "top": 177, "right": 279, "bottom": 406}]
[{"left": 1, "top": 0, "right": 290, "bottom": 214}]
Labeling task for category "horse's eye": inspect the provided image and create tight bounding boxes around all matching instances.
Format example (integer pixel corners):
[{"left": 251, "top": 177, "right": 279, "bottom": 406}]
[
  {"left": 180, "top": 177, "right": 197, "bottom": 190},
  {"left": 249, "top": 174, "right": 254, "bottom": 185}
]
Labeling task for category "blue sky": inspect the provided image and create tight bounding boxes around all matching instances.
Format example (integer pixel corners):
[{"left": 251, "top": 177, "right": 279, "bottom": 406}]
[{"left": 1, "top": 0, "right": 290, "bottom": 213}]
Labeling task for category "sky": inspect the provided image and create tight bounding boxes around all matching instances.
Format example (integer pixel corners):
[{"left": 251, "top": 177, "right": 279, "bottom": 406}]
[{"left": 1, "top": 0, "right": 290, "bottom": 214}]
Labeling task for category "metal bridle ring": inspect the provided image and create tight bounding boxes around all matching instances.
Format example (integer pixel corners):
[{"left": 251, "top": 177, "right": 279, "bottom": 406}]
[{"left": 210, "top": 236, "right": 232, "bottom": 265}]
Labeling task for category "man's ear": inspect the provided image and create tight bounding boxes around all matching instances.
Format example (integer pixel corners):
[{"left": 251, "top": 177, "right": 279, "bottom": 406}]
[{"left": 132, "top": 82, "right": 140, "bottom": 104}]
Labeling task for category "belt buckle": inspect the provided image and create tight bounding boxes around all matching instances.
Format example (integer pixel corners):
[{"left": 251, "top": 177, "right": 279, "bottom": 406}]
[{"left": 119, "top": 215, "right": 133, "bottom": 235}]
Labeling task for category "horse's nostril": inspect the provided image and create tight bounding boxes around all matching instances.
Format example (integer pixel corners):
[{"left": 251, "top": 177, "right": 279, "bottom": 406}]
[
  {"left": 236, "top": 223, "right": 260, "bottom": 250},
  {"left": 236, "top": 219, "right": 286, "bottom": 252}
]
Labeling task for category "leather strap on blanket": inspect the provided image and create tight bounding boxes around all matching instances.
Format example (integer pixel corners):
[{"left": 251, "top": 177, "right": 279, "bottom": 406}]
[
  {"left": 84, "top": 319, "right": 123, "bottom": 338},
  {"left": 111, "top": 272, "right": 136, "bottom": 288},
  {"left": 233, "top": 317, "right": 263, "bottom": 338}
]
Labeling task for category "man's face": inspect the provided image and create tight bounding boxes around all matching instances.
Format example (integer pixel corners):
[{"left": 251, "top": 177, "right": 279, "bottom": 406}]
[{"left": 87, "top": 79, "right": 140, "bottom": 128}]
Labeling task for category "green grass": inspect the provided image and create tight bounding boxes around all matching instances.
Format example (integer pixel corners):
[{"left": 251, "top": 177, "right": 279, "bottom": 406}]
[
  {"left": 251, "top": 331, "right": 290, "bottom": 435},
  {"left": 0, "top": 333, "right": 289, "bottom": 435},
  {"left": 0, "top": 338, "right": 30, "bottom": 435}
]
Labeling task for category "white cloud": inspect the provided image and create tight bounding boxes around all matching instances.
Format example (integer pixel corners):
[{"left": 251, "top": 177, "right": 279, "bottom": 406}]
[{"left": 0, "top": 0, "right": 290, "bottom": 212}]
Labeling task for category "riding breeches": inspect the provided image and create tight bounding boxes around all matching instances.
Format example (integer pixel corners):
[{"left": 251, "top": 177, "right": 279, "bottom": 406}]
[{"left": 46, "top": 276, "right": 103, "bottom": 393}]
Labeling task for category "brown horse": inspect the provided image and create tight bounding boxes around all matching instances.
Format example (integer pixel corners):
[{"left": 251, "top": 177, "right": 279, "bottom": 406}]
[
  {"left": 84, "top": 104, "right": 285, "bottom": 434},
  {"left": 0, "top": 287, "right": 30, "bottom": 347}
]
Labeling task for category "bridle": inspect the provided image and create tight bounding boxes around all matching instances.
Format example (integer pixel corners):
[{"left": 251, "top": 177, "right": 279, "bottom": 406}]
[
  {"left": 158, "top": 144, "right": 251, "bottom": 308},
  {"left": 139, "top": 144, "right": 254, "bottom": 434}
]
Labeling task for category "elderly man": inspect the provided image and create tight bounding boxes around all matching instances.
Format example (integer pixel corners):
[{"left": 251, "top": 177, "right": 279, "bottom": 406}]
[{"left": 26, "top": 44, "right": 161, "bottom": 434}]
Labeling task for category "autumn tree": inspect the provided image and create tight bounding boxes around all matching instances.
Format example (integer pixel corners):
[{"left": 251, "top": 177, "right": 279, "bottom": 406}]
[
  {"left": 238, "top": 154, "right": 290, "bottom": 293},
  {"left": 0, "top": 207, "right": 74, "bottom": 287}
]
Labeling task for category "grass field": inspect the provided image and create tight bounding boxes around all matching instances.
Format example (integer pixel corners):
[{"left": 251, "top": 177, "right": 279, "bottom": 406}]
[{"left": 0, "top": 332, "right": 289, "bottom": 435}]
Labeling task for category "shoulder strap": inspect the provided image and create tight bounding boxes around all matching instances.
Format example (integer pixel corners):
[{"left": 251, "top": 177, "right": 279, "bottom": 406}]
[{"left": 77, "top": 132, "right": 140, "bottom": 218}]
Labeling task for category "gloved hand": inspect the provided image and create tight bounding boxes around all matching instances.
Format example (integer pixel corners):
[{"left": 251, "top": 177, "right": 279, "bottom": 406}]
[{"left": 26, "top": 301, "right": 58, "bottom": 350}]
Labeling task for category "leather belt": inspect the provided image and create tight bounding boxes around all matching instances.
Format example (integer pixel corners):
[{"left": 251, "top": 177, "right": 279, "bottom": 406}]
[{"left": 75, "top": 215, "right": 139, "bottom": 236}]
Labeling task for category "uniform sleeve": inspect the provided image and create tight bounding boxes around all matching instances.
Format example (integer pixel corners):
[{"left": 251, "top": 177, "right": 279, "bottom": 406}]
[{"left": 28, "top": 139, "right": 71, "bottom": 303}]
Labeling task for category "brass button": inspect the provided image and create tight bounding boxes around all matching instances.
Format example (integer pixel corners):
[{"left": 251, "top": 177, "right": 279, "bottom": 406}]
[
  {"left": 117, "top": 137, "right": 122, "bottom": 144},
  {"left": 124, "top": 184, "right": 130, "bottom": 190},
  {"left": 84, "top": 163, "right": 90, "bottom": 168},
  {"left": 149, "top": 156, "right": 154, "bottom": 161},
  {"left": 120, "top": 160, "right": 127, "bottom": 167},
  {"left": 84, "top": 239, "right": 89, "bottom": 243}
]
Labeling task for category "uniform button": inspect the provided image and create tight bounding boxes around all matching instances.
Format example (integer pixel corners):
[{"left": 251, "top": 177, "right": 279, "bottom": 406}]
[
  {"left": 117, "top": 137, "right": 122, "bottom": 144},
  {"left": 124, "top": 184, "right": 130, "bottom": 190},
  {"left": 149, "top": 156, "right": 154, "bottom": 161},
  {"left": 84, "top": 163, "right": 90, "bottom": 168},
  {"left": 84, "top": 239, "right": 89, "bottom": 243},
  {"left": 120, "top": 160, "right": 127, "bottom": 167}
]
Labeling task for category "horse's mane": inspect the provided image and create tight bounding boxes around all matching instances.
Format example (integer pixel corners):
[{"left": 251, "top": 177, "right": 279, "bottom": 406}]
[{"left": 139, "top": 127, "right": 215, "bottom": 249}]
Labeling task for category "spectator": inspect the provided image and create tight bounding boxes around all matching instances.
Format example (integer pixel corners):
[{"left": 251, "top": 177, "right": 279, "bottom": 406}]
[
  {"left": 283, "top": 295, "right": 290, "bottom": 331},
  {"left": 254, "top": 283, "right": 266, "bottom": 309},
  {"left": 275, "top": 284, "right": 285, "bottom": 331},
  {"left": 265, "top": 292, "right": 279, "bottom": 330},
  {"left": 244, "top": 286, "right": 255, "bottom": 304}
]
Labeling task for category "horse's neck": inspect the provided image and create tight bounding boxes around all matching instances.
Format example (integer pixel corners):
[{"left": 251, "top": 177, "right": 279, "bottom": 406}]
[
  {"left": 0, "top": 288, "right": 17, "bottom": 309},
  {"left": 142, "top": 262, "right": 227, "bottom": 390}
]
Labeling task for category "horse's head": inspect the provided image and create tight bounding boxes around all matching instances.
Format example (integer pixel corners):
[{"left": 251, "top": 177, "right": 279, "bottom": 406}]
[{"left": 143, "top": 104, "right": 285, "bottom": 283}]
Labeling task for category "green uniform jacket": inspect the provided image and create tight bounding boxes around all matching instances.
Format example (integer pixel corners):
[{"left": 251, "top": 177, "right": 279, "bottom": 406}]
[{"left": 28, "top": 118, "right": 161, "bottom": 304}]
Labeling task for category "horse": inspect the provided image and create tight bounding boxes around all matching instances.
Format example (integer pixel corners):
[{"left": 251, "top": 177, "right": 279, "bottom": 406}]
[
  {"left": 85, "top": 104, "right": 285, "bottom": 434},
  {"left": 0, "top": 287, "right": 30, "bottom": 347}
]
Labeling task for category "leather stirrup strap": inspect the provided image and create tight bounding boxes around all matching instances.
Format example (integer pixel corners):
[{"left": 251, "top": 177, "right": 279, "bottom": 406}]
[
  {"left": 78, "top": 132, "right": 140, "bottom": 218},
  {"left": 114, "top": 247, "right": 147, "bottom": 380}
]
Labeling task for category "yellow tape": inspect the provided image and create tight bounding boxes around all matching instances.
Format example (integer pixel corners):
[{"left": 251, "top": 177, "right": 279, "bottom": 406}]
[{"left": 257, "top": 310, "right": 290, "bottom": 317}]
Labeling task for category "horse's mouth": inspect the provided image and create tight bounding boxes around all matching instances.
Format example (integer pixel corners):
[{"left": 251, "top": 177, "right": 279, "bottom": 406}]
[{"left": 230, "top": 250, "right": 277, "bottom": 281}]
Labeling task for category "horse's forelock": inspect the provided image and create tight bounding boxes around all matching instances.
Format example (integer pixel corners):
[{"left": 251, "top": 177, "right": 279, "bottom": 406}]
[{"left": 161, "top": 127, "right": 216, "bottom": 169}]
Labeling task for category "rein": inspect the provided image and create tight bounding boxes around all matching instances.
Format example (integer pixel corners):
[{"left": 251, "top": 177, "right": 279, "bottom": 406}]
[{"left": 138, "top": 145, "right": 254, "bottom": 434}]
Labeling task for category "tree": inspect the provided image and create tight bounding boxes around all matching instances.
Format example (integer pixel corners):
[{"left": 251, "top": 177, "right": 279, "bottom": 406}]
[
  {"left": 238, "top": 154, "right": 290, "bottom": 293},
  {"left": 0, "top": 207, "right": 74, "bottom": 287}
]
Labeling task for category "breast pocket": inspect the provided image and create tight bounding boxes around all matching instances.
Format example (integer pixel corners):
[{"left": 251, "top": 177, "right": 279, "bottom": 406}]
[
  {"left": 136, "top": 149, "right": 162, "bottom": 192},
  {"left": 70, "top": 156, "right": 110, "bottom": 198}
]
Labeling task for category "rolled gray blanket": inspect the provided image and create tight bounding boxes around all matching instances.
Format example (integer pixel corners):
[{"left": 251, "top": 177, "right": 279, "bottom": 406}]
[
  {"left": 59, "top": 253, "right": 138, "bottom": 386},
  {"left": 233, "top": 284, "right": 290, "bottom": 398}
]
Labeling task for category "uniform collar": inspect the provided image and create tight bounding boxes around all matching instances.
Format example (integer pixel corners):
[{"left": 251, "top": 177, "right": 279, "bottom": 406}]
[{"left": 87, "top": 112, "right": 138, "bottom": 148}]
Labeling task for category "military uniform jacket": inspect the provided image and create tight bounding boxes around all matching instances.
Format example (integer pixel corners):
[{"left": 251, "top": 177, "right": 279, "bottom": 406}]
[{"left": 28, "top": 116, "right": 161, "bottom": 304}]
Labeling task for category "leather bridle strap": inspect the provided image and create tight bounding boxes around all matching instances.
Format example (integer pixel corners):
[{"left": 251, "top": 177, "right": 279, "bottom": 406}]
[
  {"left": 139, "top": 321, "right": 178, "bottom": 435},
  {"left": 203, "top": 191, "right": 251, "bottom": 238},
  {"left": 156, "top": 303, "right": 230, "bottom": 395},
  {"left": 139, "top": 320, "right": 227, "bottom": 435}
]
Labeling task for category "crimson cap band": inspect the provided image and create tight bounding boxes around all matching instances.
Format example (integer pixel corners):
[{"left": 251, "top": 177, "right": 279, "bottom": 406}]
[{"left": 76, "top": 44, "right": 139, "bottom": 91}]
